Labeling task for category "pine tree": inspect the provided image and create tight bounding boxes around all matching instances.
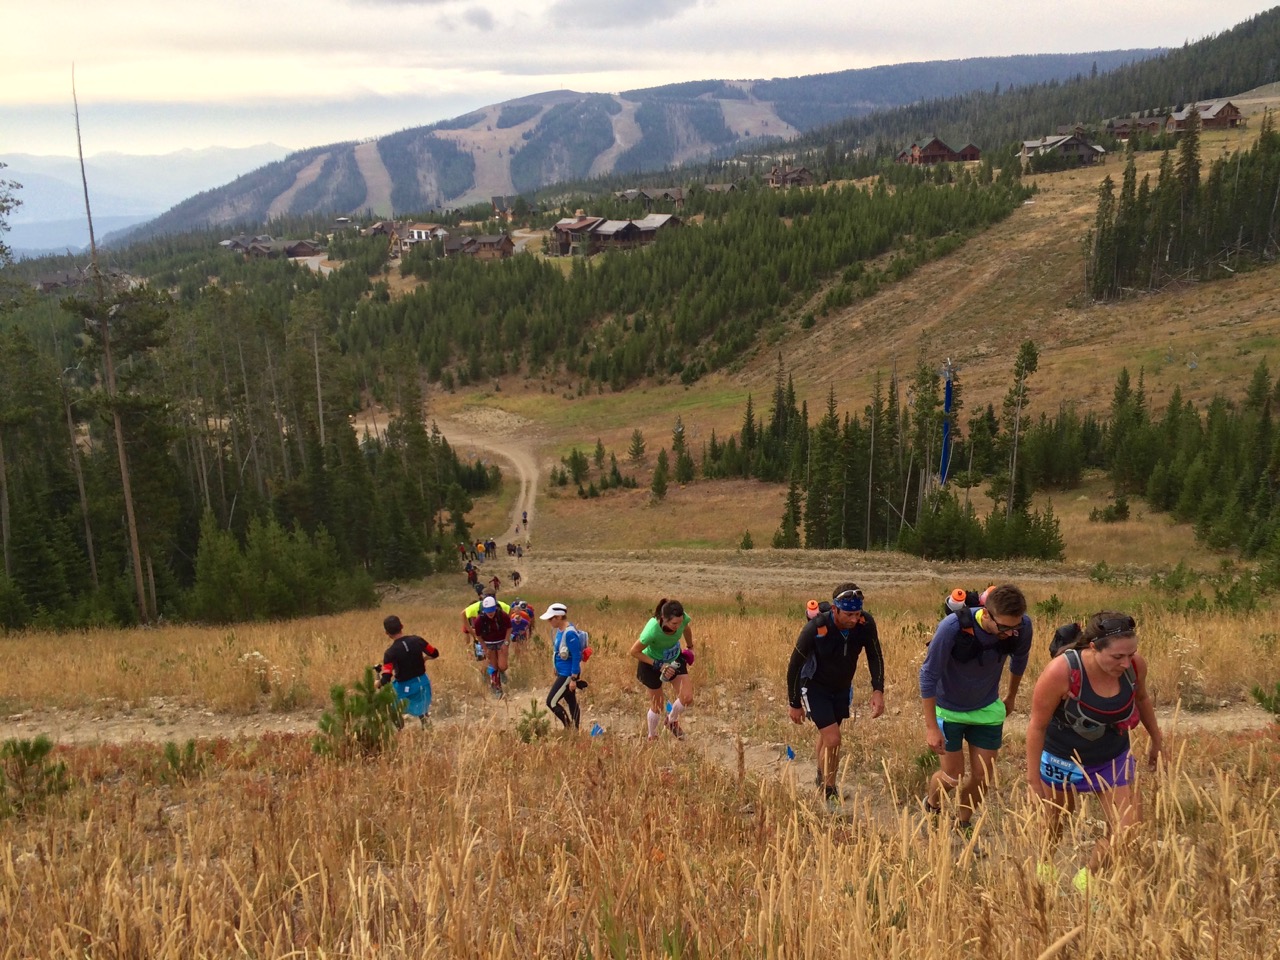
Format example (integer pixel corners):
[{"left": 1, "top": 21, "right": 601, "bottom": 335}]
[
  {"left": 628, "top": 428, "right": 646, "bottom": 465},
  {"left": 651, "top": 449, "right": 670, "bottom": 501}
]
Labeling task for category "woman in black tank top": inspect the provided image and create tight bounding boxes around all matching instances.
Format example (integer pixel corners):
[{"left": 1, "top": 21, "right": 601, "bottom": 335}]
[{"left": 1024, "top": 611, "right": 1163, "bottom": 888}]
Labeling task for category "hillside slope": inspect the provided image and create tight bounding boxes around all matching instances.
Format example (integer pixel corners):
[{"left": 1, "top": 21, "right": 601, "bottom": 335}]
[
  {"left": 126, "top": 49, "right": 1158, "bottom": 239},
  {"left": 427, "top": 97, "right": 1280, "bottom": 555}
]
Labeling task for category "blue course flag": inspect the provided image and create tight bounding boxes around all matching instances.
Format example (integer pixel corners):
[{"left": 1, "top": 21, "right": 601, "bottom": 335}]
[
  {"left": 590, "top": 723, "right": 604, "bottom": 737},
  {"left": 785, "top": 745, "right": 795, "bottom": 760}
]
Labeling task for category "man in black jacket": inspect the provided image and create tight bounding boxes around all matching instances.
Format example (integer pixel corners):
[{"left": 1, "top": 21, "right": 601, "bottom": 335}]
[{"left": 786, "top": 582, "right": 886, "bottom": 803}]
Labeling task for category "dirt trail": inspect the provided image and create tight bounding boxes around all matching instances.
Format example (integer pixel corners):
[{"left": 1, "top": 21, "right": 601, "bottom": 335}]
[{"left": 436, "top": 410, "right": 540, "bottom": 572}]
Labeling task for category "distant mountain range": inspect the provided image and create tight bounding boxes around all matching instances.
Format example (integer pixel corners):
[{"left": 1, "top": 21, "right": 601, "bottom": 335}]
[
  {"left": 3, "top": 144, "right": 290, "bottom": 256},
  {"left": 112, "top": 49, "right": 1159, "bottom": 244}
]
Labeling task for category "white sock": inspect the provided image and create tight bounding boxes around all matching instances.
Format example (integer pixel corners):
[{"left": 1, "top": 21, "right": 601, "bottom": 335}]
[
  {"left": 670, "top": 699, "right": 685, "bottom": 721},
  {"left": 647, "top": 710, "right": 661, "bottom": 737}
]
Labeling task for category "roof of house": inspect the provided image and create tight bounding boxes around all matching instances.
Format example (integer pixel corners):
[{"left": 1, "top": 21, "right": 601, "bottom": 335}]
[
  {"left": 1169, "top": 100, "right": 1237, "bottom": 121},
  {"left": 473, "top": 234, "right": 513, "bottom": 245},
  {"left": 593, "top": 220, "right": 638, "bottom": 236},
  {"left": 632, "top": 214, "right": 677, "bottom": 231},
  {"left": 554, "top": 216, "right": 605, "bottom": 231}
]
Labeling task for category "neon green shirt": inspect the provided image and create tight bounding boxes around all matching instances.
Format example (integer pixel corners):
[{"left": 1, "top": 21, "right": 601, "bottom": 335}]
[
  {"left": 637, "top": 614, "right": 690, "bottom": 663},
  {"left": 465, "top": 599, "right": 511, "bottom": 618}
]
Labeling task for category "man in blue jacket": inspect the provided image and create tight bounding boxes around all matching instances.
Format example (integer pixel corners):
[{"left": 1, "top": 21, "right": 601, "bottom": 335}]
[{"left": 920, "top": 583, "right": 1032, "bottom": 830}]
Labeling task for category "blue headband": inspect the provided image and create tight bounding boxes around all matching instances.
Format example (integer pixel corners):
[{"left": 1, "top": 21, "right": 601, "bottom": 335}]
[{"left": 832, "top": 590, "right": 863, "bottom": 613}]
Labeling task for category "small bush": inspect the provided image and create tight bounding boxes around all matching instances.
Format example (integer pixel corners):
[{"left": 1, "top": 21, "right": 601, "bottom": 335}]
[
  {"left": 516, "top": 700, "right": 551, "bottom": 743},
  {"left": 162, "top": 740, "right": 207, "bottom": 783},
  {"left": 1088, "top": 494, "right": 1130, "bottom": 523},
  {"left": 1251, "top": 681, "right": 1280, "bottom": 720},
  {"left": 1, "top": 736, "right": 70, "bottom": 817},
  {"left": 314, "top": 668, "right": 404, "bottom": 759},
  {"left": 1034, "top": 593, "right": 1064, "bottom": 623}
]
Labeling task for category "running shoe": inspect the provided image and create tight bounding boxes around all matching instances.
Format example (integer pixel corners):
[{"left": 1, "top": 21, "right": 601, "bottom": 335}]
[
  {"left": 1072, "top": 867, "right": 1093, "bottom": 894},
  {"left": 666, "top": 718, "right": 685, "bottom": 740},
  {"left": 1035, "top": 861, "right": 1061, "bottom": 886}
]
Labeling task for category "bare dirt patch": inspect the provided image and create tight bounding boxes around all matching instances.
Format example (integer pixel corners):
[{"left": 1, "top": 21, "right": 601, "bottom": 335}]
[
  {"left": 266, "top": 152, "right": 329, "bottom": 219},
  {"left": 352, "top": 140, "right": 394, "bottom": 218}
]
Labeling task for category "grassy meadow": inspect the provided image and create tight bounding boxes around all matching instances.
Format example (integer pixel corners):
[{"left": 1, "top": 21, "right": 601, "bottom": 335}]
[{"left": 2, "top": 577, "right": 1278, "bottom": 957}]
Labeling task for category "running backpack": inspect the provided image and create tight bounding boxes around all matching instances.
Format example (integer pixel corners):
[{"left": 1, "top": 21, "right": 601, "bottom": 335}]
[
  {"left": 938, "top": 607, "right": 1018, "bottom": 662},
  {"left": 1057, "top": 646, "right": 1139, "bottom": 738},
  {"left": 557, "top": 626, "right": 588, "bottom": 661}
]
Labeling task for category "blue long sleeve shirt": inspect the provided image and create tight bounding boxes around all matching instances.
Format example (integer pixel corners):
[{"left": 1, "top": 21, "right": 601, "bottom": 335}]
[
  {"left": 552, "top": 624, "right": 584, "bottom": 677},
  {"left": 919, "top": 611, "right": 1032, "bottom": 711}
]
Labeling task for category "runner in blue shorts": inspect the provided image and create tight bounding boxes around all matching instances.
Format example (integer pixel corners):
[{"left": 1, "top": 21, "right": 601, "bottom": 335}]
[
  {"left": 377, "top": 615, "right": 440, "bottom": 726},
  {"left": 1025, "top": 611, "right": 1163, "bottom": 890}
]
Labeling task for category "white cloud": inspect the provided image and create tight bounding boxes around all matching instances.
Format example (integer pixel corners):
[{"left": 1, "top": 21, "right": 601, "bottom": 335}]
[
  {"left": 547, "top": 0, "right": 704, "bottom": 30},
  {"left": 1, "top": 0, "right": 1272, "bottom": 154}
]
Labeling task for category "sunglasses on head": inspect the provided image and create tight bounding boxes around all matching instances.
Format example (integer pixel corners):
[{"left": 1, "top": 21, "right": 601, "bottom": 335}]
[
  {"left": 1094, "top": 615, "right": 1136, "bottom": 641},
  {"left": 832, "top": 589, "right": 863, "bottom": 613}
]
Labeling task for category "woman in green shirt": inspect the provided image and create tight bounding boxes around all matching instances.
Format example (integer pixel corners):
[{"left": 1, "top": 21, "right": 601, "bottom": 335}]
[{"left": 629, "top": 598, "right": 697, "bottom": 741}]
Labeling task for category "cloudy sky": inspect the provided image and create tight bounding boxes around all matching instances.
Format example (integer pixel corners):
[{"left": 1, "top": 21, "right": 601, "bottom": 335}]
[{"left": 2, "top": 0, "right": 1272, "bottom": 158}]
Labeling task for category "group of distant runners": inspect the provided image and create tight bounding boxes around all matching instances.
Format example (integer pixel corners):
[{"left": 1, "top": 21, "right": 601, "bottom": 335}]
[{"left": 375, "top": 572, "right": 1160, "bottom": 892}]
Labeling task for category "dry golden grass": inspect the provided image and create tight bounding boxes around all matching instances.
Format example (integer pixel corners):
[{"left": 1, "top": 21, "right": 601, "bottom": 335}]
[
  {"left": 1, "top": 581, "right": 1274, "bottom": 719},
  {"left": 1, "top": 712, "right": 1276, "bottom": 957},
  {"left": 2, "top": 581, "right": 1279, "bottom": 957}
]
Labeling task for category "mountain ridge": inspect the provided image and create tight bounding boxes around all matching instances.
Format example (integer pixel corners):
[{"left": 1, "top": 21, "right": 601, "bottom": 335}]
[{"left": 118, "top": 49, "right": 1160, "bottom": 242}]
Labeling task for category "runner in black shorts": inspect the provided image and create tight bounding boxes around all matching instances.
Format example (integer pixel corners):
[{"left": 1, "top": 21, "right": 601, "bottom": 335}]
[
  {"left": 629, "top": 598, "right": 697, "bottom": 740},
  {"left": 786, "top": 582, "right": 886, "bottom": 804}
]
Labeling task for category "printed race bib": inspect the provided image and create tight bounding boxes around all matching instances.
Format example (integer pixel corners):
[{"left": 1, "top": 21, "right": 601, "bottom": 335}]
[{"left": 1040, "top": 750, "right": 1086, "bottom": 787}]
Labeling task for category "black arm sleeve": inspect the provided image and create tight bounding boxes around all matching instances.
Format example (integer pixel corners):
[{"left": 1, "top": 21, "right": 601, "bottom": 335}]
[
  {"left": 786, "top": 625, "right": 816, "bottom": 708},
  {"left": 863, "top": 616, "right": 886, "bottom": 693}
]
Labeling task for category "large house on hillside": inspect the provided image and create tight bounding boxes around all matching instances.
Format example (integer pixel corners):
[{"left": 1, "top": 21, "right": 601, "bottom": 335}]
[
  {"left": 765, "top": 164, "right": 814, "bottom": 188},
  {"left": 471, "top": 234, "right": 516, "bottom": 260},
  {"left": 550, "top": 213, "right": 680, "bottom": 256},
  {"left": 222, "top": 234, "right": 326, "bottom": 259},
  {"left": 407, "top": 223, "right": 450, "bottom": 244},
  {"left": 1167, "top": 100, "right": 1244, "bottom": 133},
  {"left": 894, "top": 138, "right": 981, "bottom": 165},
  {"left": 1105, "top": 115, "right": 1166, "bottom": 138},
  {"left": 1021, "top": 134, "right": 1106, "bottom": 165}
]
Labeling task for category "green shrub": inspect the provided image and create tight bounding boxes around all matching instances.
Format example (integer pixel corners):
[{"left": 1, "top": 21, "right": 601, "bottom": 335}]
[
  {"left": 1, "top": 736, "right": 70, "bottom": 817},
  {"left": 314, "top": 668, "right": 404, "bottom": 759},
  {"left": 1251, "top": 681, "right": 1280, "bottom": 720},
  {"left": 516, "top": 700, "right": 551, "bottom": 743},
  {"left": 162, "top": 739, "right": 207, "bottom": 783}
]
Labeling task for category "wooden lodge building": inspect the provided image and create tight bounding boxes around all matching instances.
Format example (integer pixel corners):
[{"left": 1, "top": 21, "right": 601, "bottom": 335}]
[
  {"left": 894, "top": 138, "right": 981, "bottom": 165},
  {"left": 550, "top": 212, "right": 680, "bottom": 256},
  {"left": 1167, "top": 100, "right": 1243, "bottom": 133},
  {"left": 1021, "top": 134, "right": 1106, "bottom": 165}
]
